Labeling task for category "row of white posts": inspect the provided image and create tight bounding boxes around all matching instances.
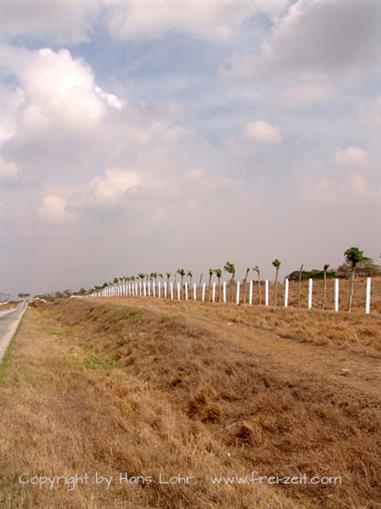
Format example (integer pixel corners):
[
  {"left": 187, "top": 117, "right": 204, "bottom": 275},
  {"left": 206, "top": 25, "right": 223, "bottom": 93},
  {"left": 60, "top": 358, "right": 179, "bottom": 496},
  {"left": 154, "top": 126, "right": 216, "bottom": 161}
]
[{"left": 96, "top": 277, "right": 373, "bottom": 314}]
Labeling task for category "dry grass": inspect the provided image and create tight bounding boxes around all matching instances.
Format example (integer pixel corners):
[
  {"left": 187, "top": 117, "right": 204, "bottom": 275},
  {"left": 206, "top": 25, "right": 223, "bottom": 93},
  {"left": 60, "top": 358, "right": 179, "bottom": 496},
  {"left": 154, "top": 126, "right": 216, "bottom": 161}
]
[{"left": 1, "top": 299, "right": 380, "bottom": 509}]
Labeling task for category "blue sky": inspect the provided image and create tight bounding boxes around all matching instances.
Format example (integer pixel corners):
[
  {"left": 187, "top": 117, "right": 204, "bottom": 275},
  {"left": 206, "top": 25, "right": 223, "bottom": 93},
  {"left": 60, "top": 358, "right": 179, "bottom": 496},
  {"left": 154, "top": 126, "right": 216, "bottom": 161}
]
[{"left": 0, "top": 0, "right": 380, "bottom": 295}]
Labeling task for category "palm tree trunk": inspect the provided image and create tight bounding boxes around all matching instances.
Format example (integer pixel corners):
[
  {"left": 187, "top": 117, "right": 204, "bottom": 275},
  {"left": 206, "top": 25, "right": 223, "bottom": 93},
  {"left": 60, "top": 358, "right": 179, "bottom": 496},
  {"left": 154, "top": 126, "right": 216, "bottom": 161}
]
[
  {"left": 274, "top": 268, "right": 279, "bottom": 306},
  {"left": 258, "top": 272, "right": 262, "bottom": 304},
  {"left": 298, "top": 264, "right": 303, "bottom": 307},
  {"left": 348, "top": 268, "right": 355, "bottom": 312},
  {"left": 322, "top": 270, "right": 327, "bottom": 309}
]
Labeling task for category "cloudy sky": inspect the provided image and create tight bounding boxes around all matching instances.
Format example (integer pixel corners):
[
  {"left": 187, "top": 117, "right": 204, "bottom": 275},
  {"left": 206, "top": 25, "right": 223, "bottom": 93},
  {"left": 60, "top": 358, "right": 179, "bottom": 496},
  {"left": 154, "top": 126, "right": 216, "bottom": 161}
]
[{"left": 0, "top": 0, "right": 380, "bottom": 295}]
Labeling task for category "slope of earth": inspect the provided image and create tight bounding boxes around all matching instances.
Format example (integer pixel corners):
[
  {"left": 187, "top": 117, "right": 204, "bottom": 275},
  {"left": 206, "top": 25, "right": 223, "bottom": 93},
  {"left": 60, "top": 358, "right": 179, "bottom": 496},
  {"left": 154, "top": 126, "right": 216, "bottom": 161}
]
[{"left": 0, "top": 298, "right": 380, "bottom": 509}]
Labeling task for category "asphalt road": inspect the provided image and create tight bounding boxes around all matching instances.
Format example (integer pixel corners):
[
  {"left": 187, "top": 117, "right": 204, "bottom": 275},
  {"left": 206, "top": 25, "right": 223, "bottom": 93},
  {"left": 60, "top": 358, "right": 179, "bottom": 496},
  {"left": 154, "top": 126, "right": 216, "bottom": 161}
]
[{"left": 0, "top": 301, "right": 28, "bottom": 362}]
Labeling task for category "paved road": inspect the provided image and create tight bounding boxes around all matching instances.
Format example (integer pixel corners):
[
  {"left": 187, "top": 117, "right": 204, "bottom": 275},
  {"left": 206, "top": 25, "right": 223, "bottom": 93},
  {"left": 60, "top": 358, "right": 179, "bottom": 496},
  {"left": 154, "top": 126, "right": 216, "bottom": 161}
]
[{"left": 0, "top": 301, "right": 28, "bottom": 362}]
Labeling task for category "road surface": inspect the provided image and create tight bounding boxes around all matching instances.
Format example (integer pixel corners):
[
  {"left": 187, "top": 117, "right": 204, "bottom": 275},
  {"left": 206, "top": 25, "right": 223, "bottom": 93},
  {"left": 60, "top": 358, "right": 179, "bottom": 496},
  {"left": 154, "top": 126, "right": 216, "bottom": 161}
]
[{"left": 0, "top": 301, "right": 28, "bottom": 362}]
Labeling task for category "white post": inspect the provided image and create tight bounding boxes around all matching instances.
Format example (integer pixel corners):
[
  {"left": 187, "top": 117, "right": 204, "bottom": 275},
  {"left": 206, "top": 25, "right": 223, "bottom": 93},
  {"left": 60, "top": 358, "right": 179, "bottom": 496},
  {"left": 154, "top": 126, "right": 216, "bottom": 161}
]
[
  {"left": 158, "top": 281, "right": 161, "bottom": 298},
  {"left": 334, "top": 279, "right": 339, "bottom": 312},
  {"left": 202, "top": 283, "right": 206, "bottom": 302},
  {"left": 212, "top": 282, "right": 216, "bottom": 303},
  {"left": 365, "top": 277, "right": 371, "bottom": 314},
  {"left": 152, "top": 281, "right": 156, "bottom": 297},
  {"left": 177, "top": 282, "right": 181, "bottom": 300},
  {"left": 284, "top": 279, "right": 289, "bottom": 308},
  {"left": 170, "top": 282, "right": 174, "bottom": 300},
  {"left": 139, "top": 282, "right": 142, "bottom": 296},
  {"left": 147, "top": 281, "right": 151, "bottom": 296},
  {"left": 164, "top": 281, "right": 168, "bottom": 298},
  {"left": 185, "top": 283, "right": 189, "bottom": 301},
  {"left": 249, "top": 280, "right": 253, "bottom": 305},
  {"left": 135, "top": 282, "right": 138, "bottom": 296},
  {"left": 223, "top": 281, "right": 227, "bottom": 303},
  {"left": 143, "top": 281, "right": 147, "bottom": 297},
  {"left": 308, "top": 278, "right": 313, "bottom": 309},
  {"left": 236, "top": 281, "right": 240, "bottom": 305},
  {"left": 193, "top": 282, "right": 197, "bottom": 300},
  {"left": 265, "top": 280, "right": 269, "bottom": 306}
]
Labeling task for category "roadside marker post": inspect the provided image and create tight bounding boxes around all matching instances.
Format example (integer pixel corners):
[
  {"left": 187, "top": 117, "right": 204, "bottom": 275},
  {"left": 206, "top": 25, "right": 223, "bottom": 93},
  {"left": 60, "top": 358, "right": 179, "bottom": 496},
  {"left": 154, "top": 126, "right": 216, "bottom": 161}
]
[
  {"left": 152, "top": 281, "right": 156, "bottom": 297},
  {"left": 185, "top": 283, "right": 189, "bottom": 301},
  {"left": 158, "top": 281, "right": 161, "bottom": 298},
  {"left": 236, "top": 281, "right": 240, "bottom": 305},
  {"left": 164, "top": 281, "right": 168, "bottom": 298},
  {"left": 202, "top": 283, "right": 206, "bottom": 302},
  {"left": 193, "top": 283, "right": 197, "bottom": 300},
  {"left": 170, "top": 282, "right": 174, "bottom": 300},
  {"left": 147, "top": 281, "right": 151, "bottom": 296},
  {"left": 284, "top": 279, "right": 289, "bottom": 308},
  {"left": 177, "top": 282, "right": 181, "bottom": 300},
  {"left": 223, "top": 281, "right": 227, "bottom": 303},
  {"left": 212, "top": 282, "right": 216, "bottom": 303},
  {"left": 366, "top": 277, "right": 371, "bottom": 314},
  {"left": 143, "top": 281, "right": 147, "bottom": 297},
  {"left": 249, "top": 280, "right": 253, "bottom": 305},
  {"left": 334, "top": 279, "right": 339, "bottom": 312},
  {"left": 265, "top": 280, "right": 269, "bottom": 306},
  {"left": 308, "top": 278, "right": 313, "bottom": 309}
]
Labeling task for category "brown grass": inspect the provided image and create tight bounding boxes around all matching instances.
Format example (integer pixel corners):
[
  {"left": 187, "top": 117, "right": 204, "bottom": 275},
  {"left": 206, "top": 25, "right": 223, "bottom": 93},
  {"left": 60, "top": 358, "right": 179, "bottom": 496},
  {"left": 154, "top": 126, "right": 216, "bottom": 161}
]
[{"left": 0, "top": 299, "right": 380, "bottom": 509}]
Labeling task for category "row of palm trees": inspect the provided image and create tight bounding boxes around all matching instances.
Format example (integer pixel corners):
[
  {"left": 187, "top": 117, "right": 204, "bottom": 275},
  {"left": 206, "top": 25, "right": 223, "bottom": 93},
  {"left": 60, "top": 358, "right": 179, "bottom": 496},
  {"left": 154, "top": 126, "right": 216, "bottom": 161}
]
[
  {"left": 92, "top": 247, "right": 366, "bottom": 312},
  {"left": 93, "top": 260, "right": 282, "bottom": 304}
]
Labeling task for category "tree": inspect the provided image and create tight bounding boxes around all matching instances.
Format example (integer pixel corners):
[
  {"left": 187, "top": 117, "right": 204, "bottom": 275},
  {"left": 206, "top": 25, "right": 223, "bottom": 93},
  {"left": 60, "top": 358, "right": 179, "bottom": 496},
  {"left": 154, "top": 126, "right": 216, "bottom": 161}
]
[
  {"left": 208, "top": 268, "right": 214, "bottom": 301},
  {"left": 272, "top": 259, "right": 281, "bottom": 306},
  {"left": 242, "top": 267, "right": 250, "bottom": 304},
  {"left": 187, "top": 270, "right": 193, "bottom": 285},
  {"left": 224, "top": 261, "right": 236, "bottom": 302},
  {"left": 344, "top": 247, "right": 364, "bottom": 312},
  {"left": 253, "top": 266, "right": 261, "bottom": 304},
  {"left": 177, "top": 268, "right": 186, "bottom": 288},
  {"left": 322, "top": 264, "right": 329, "bottom": 309},
  {"left": 166, "top": 273, "right": 171, "bottom": 286},
  {"left": 214, "top": 268, "right": 222, "bottom": 301}
]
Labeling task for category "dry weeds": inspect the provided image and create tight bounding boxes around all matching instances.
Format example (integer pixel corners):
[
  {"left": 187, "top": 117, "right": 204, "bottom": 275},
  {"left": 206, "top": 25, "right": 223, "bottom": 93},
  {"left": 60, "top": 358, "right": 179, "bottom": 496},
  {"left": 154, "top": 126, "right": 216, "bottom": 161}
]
[{"left": 0, "top": 299, "right": 380, "bottom": 509}]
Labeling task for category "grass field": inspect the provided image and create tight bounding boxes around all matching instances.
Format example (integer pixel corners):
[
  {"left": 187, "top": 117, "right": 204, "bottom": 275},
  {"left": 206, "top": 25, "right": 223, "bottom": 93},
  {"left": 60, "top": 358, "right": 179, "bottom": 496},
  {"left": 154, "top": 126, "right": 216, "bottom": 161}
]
[{"left": 0, "top": 297, "right": 380, "bottom": 508}]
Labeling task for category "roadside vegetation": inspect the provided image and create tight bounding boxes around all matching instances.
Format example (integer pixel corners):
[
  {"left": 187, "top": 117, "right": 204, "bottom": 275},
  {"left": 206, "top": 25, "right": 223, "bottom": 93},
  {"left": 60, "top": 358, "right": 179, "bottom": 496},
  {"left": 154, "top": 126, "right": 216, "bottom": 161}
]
[{"left": 0, "top": 299, "right": 380, "bottom": 508}]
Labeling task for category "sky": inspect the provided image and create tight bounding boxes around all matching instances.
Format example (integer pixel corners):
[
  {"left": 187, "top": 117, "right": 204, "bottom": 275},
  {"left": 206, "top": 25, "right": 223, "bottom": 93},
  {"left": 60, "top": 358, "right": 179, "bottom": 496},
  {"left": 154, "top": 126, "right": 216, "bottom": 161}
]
[{"left": 0, "top": 0, "right": 380, "bottom": 296}]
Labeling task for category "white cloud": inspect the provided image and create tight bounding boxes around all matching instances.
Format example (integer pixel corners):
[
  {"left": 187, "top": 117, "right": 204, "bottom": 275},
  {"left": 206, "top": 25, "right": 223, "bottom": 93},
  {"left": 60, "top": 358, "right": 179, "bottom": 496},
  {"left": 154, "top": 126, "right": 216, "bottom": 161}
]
[
  {"left": 347, "top": 174, "right": 378, "bottom": 200},
  {"left": 281, "top": 79, "right": 336, "bottom": 108},
  {"left": 246, "top": 121, "right": 282, "bottom": 143},
  {"left": 1, "top": 1, "right": 100, "bottom": 44},
  {"left": 85, "top": 168, "right": 141, "bottom": 205},
  {"left": 2, "top": 46, "right": 123, "bottom": 132},
  {"left": 37, "top": 195, "right": 74, "bottom": 224},
  {"left": 104, "top": 0, "right": 287, "bottom": 41},
  {"left": 224, "top": 0, "right": 381, "bottom": 77},
  {"left": 334, "top": 146, "right": 370, "bottom": 167},
  {"left": 304, "top": 174, "right": 378, "bottom": 203},
  {"left": 0, "top": 161, "right": 18, "bottom": 181}
]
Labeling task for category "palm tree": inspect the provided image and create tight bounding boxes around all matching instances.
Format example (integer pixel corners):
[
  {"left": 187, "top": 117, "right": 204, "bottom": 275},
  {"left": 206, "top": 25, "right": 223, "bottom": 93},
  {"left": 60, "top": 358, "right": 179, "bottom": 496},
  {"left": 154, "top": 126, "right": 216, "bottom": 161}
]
[
  {"left": 208, "top": 268, "right": 214, "bottom": 301},
  {"left": 214, "top": 268, "right": 222, "bottom": 301},
  {"left": 159, "top": 273, "right": 163, "bottom": 280},
  {"left": 272, "top": 259, "right": 281, "bottom": 306},
  {"left": 322, "top": 264, "right": 329, "bottom": 309},
  {"left": 166, "top": 272, "right": 171, "bottom": 287},
  {"left": 177, "top": 268, "right": 186, "bottom": 288},
  {"left": 297, "top": 264, "right": 304, "bottom": 307},
  {"left": 344, "top": 247, "right": 364, "bottom": 312},
  {"left": 187, "top": 270, "right": 193, "bottom": 285},
  {"left": 253, "top": 266, "right": 261, "bottom": 304},
  {"left": 242, "top": 267, "right": 250, "bottom": 304},
  {"left": 224, "top": 261, "right": 236, "bottom": 302}
]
